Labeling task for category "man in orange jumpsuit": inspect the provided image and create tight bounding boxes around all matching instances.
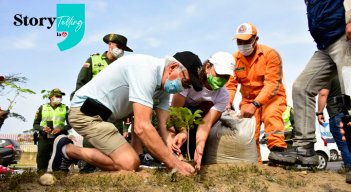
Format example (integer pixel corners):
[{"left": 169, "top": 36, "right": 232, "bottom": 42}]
[{"left": 226, "top": 23, "right": 287, "bottom": 162}]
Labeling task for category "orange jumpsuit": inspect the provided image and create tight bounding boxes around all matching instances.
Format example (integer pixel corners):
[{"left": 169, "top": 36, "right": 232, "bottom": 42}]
[{"left": 226, "top": 44, "right": 287, "bottom": 162}]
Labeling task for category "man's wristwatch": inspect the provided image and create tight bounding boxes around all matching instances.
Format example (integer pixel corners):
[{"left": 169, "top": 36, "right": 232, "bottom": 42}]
[
  {"left": 252, "top": 101, "right": 261, "bottom": 108},
  {"left": 315, "top": 112, "right": 323, "bottom": 116}
]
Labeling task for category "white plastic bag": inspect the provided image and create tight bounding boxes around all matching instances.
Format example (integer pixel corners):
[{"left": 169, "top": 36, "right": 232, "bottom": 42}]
[
  {"left": 342, "top": 66, "right": 351, "bottom": 96},
  {"left": 202, "top": 110, "right": 257, "bottom": 164}
]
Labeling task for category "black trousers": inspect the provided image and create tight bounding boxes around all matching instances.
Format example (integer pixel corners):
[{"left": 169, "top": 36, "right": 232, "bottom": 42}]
[{"left": 36, "top": 138, "right": 54, "bottom": 171}]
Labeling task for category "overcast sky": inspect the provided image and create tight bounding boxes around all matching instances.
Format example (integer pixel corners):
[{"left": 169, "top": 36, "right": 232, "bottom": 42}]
[{"left": 0, "top": 0, "right": 318, "bottom": 134}]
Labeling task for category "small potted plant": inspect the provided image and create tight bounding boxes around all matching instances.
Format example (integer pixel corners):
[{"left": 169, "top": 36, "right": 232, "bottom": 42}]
[{"left": 166, "top": 107, "right": 204, "bottom": 161}]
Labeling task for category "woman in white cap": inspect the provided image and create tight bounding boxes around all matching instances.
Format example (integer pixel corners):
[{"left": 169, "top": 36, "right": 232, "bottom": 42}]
[{"left": 166, "top": 52, "right": 234, "bottom": 171}]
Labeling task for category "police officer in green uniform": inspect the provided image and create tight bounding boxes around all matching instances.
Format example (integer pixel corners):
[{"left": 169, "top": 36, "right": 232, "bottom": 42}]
[
  {"left": 71, "top": 33, "right": 133, "bottom": 99},
  {"left": 33, "top": 88, "right": 71, "bottom": 173},
  {"left": 71, "top": 33, "right": 133, "bottom": 173}
]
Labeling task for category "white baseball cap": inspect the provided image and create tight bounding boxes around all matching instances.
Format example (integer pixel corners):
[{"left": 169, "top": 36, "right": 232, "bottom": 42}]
[
  {"left": 208, "top": 52, "right": 235, "bottom": 77},
  {"left": 234, "top": 23, "right": 257, "bottom": 40}
]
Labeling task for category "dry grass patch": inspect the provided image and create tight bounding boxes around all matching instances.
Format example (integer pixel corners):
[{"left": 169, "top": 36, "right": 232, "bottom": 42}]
[{"left": 0, "top": 163, "right": 350, "bottom": 192}]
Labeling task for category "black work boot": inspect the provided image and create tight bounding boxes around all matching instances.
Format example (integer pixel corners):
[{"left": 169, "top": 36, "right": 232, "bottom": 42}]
[
  {"left": 268, "top": 143, "right": 318, "bottom": 166},
  {"left": 295, "top": 143, "right": 319, "bottom": 166},
  {"left": 268, "top": 146, "right": 296, "bottom": 165},
  {"left": 346, "top": 171, "right": 351, "bottom": 184}
]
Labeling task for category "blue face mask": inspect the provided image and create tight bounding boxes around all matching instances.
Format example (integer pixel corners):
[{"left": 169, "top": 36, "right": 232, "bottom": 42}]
[
  {"left": 164, "top": 78, "right": 184, "bottom": 94},
  {"left": 164, "top": 69, "right": 184, "bottom": 94}
]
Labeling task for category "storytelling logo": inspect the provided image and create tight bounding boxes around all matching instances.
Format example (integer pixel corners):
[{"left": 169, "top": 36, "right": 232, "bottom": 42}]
[
  {"left": 12, "top": 4, "right": 85, "bottom": 51},
  {"left": 56, "top": 4, "right": 85, "bottom": 51}
]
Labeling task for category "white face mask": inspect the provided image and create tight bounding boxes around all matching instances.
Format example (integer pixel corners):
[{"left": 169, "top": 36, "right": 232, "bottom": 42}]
[
  {"left": 53, "top": 97, "right": 62, "bottom": 105},
  {"left": 111, "top": 48, "right": 124, "bottom": 59},
  {"left": 237, "top": 43, "right": 255, "bottom": 56}
]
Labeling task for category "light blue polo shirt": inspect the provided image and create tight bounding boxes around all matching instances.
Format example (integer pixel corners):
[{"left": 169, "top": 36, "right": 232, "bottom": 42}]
[{"left": 71, "top": 54, "right": 170, "bottom": 122}]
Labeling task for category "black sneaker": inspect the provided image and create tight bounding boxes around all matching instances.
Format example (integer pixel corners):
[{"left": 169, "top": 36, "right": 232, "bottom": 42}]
[
  {"left": 139, "top": 153, "right": 165, "bottom": 169},
  {"left": 47, "top": 135, "right": 74, "bottom": 172}
]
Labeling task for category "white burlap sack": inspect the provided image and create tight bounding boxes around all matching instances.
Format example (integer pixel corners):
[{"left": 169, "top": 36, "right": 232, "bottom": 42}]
[{"left": 202, "top": 110, "right": 258, "bottom": 164}]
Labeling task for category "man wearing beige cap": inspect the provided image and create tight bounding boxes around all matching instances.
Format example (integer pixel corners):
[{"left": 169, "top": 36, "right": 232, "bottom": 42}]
[{"left": 226, "top": 23, "right": 287, "bottom": 163}]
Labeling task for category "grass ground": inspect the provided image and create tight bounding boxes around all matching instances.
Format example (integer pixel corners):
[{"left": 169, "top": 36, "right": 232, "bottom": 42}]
[{"left": 1, "top": 163, "right": 350, "bottom": 192}]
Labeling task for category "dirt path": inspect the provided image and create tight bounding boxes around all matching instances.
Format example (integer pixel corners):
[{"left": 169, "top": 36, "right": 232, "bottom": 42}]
[{"left": 1, "top": 163, "right": 350, "bottom": 192}]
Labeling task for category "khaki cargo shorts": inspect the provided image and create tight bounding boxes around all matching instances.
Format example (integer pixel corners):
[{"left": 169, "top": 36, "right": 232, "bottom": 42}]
[{"left": 68, "top": 107, "right": 127, "bottom": 155}]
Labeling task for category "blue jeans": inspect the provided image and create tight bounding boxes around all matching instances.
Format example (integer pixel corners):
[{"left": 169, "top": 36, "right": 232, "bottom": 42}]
[{"left": 330, "top": 113, "right": 351, "bottom": 168}]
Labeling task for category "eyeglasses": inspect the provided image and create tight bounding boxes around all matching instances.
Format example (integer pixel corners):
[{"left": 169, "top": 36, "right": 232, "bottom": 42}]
[
  {"left": 177, "top": 64, "right": 192, "bottom": 89},
  {"left": 180, "top": 70, "right": 192, "bottom": 89}
]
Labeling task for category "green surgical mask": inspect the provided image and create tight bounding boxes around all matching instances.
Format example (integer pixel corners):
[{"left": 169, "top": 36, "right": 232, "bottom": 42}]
[{"left": 207, "top": 75, "right": 228, "bottom": 90}]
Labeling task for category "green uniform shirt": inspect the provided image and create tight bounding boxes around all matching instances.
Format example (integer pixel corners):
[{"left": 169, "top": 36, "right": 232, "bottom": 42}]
[
  {"left": 33, "top": 103, "right": 71, "bottom": 135},
  {"left": 70, "top": 52, "right": 114, "bottom": 100}
]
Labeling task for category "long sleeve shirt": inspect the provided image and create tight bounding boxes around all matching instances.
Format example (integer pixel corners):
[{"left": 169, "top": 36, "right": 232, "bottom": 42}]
[{"left": 226, "top": 44, "right": 286, "bottom": 106}]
